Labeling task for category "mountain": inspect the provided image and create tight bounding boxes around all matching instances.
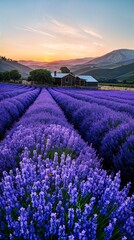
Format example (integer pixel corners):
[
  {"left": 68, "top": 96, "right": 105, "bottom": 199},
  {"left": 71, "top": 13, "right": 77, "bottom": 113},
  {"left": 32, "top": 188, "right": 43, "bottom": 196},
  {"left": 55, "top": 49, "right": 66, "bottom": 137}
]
[
  {"left": 0, "top": 59, "right": 31, "bottom": 78},
  {"left": 85, "top": 49, "right": 134, "bottom": 67},
  {"left": 69, "top": 49, "right": 134, "bottom": 83},
  {"left": 70, "top": 49, "right": 134, "bottom": 74},
  {"left": 19, "top": 57, "right": 93, "bottom": 71}
]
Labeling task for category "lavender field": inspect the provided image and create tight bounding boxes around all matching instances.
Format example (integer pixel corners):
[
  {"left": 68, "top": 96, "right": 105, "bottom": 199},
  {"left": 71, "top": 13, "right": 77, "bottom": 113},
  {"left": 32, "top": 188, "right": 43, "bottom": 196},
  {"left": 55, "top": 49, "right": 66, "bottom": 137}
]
[{"left": 0, "top": 83, "right": 134, "bottom": 240}]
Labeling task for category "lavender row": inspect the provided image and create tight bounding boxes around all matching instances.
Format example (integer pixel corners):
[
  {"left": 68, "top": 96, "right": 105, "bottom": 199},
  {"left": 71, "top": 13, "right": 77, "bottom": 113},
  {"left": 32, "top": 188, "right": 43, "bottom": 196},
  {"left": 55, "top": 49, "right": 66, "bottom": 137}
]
[
  {"left": 58, "top": 89, "right": 134, "bottom": 117},
  {"left": 78, "top": 89, "right": 134, "bottom": 101},
  {"left": 56, "top": 89, "right": 134, "bottom": 181},
  {"left": 15, "top": 88, "right": 72, "bottom": 129},
  {"left": 75, "top": 89, "right": 134, "bottom": 101},
  {"left": 0, "top": 84, "right": 36, "bottom": 102},
  {"left": 49, "top": 89, "right": 134, "bottom": 183},
  {"left": 96, "top": 90, "right": 134, "bottom": 100},
  {"left": 0, "top": 125, "right": 133, "bottom": 239},
  {"left": 0, "top": 89, "right": 74, "bottom": 175},
  {"left": 0, "top": 87, "right": 41, "bottom": 139},
  {"left": 70, "top": 89, "right": 134, "bottom": 106},
  {"left": 0, "top": 83, "right": 32, "bottom": 93}
]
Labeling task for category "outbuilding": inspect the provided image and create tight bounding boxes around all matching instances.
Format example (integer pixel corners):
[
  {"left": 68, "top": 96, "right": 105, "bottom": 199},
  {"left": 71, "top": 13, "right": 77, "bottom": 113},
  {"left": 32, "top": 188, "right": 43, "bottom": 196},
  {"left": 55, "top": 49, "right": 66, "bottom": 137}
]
[
  {"left": 75, "top": 76, "right": 86, "bottom": 86},
  {"left": 78, "top": 75, "right": 98, "bottom": 89}
]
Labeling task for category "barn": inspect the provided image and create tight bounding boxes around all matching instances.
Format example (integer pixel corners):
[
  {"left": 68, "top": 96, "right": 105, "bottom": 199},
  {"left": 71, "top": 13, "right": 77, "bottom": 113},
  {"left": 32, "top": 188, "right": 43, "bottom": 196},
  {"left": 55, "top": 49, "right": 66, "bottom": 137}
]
[
  {"left": 51, "top": 72, "right": 98, "bottom": 88},
  {"left": 77, "top": 75, "right": 98, "bottom": 89},
  {"left": 75, "top": 76, "right": 86, "bottom": 86},
  {"left": 51, "top": 72, "right": 75, "bottom": 86}
]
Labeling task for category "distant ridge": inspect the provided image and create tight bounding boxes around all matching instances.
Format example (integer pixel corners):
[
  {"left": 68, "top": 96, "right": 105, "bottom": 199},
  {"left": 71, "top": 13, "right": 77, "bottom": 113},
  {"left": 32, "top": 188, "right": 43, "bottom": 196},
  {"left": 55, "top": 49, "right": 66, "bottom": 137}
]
[
  {"left": 0, "top": 59, "right": 31, "bottom": 78},
  {"left": 1, "top": 49, "right": 134, "bottom": 81},
  {"left": 86, "top": 49, "right": 134, "bottom": 66},
  {"left": 19, "top": 57, "right": 93, "bottom": 71},
  {"left": 19, "top": 49, "right": 134, "bottom": 74}
]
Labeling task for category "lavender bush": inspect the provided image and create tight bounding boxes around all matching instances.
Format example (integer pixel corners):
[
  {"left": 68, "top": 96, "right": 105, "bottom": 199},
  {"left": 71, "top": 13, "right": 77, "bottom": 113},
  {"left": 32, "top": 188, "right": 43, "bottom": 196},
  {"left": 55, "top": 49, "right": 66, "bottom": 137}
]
[{"left": 0, "top": 124, "right": 133, "bottom": 239}]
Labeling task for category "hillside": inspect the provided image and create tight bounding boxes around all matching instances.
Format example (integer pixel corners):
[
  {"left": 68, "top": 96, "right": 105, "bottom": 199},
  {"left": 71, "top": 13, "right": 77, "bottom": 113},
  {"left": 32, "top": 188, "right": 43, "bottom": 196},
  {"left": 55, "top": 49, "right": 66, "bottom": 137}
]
[
  {"left": 75, "top": 63, "right": 134, "bottom": 83},
  {"left": 70, "top": 49, "right": 134, "bottom": 74},
  {"left": 69, "top": 49, "right": 134, "bottom": 83},
  {"left": 0, "top": 59, "right": 31, "bottom": 78}
]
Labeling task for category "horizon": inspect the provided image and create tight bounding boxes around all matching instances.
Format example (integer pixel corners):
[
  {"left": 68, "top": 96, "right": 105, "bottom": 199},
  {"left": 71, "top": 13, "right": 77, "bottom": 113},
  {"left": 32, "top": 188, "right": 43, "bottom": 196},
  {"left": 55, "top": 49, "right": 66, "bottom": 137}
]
[
  {"left": 0, "top": 0, "right": 134, "bottom": 62},
  {"left": 19, "top": 48, "right": 134, "bottom": 63},
  {"left": 1, "top": 47, "right": 134, "bottom": 63}
]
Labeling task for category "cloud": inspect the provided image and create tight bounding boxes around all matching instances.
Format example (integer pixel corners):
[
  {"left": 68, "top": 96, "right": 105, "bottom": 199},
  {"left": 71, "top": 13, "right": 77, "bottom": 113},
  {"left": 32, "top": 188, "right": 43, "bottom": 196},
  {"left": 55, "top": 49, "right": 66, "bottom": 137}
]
[
  {"left": 17, "top": 26, "right": 56, "bottom": 38},
  {"left": 49, "top": 18, "right": 87, "bottom": 40},
  {"left": 41, "top": 43, "right": 89, "bottom": 51},
  {"left": 81, "top": 27, "right": 103, "bottom": 39},
  {"left": 93, "top": 42, "right": 103, "bottom": 47},
  {"left": 16, "top": 19, "right": 104, "bottom": 59},
  {"left": 50, "top": 18, "right": 76, "bottom": 34}
]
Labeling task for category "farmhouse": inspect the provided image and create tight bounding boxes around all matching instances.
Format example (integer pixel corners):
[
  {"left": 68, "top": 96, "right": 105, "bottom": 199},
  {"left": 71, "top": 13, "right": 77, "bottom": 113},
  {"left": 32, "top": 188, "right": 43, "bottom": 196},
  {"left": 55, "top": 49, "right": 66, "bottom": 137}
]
[
  {"left": 52, "top": 71, "right": 98, "bottom": 88},
  {"left": 51, "top": 72, "right": 75, "bottom": 87}
]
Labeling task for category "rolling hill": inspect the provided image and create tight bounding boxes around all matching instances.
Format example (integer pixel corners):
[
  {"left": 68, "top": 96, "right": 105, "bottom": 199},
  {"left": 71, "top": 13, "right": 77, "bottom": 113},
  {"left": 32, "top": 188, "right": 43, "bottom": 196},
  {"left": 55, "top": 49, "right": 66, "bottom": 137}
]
[
  {"left": 0, "top": 59, "right": 31, "bottom": 78},
  {"left": 75, "top": 63, "right": 134, "bottom": 79}
]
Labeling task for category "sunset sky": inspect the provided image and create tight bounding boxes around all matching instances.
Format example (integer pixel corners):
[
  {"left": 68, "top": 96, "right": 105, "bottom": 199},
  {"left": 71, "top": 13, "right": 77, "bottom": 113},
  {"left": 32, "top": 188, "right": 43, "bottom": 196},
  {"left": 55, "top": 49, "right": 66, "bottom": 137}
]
[{"left": 0, "top": 0, "right": 134, "bottom": 61}]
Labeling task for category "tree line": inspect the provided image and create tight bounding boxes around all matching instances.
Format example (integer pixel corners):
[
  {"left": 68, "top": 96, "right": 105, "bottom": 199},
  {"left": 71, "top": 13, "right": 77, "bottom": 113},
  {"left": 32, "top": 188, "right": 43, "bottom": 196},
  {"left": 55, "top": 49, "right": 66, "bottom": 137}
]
[
  {"left": 0, "top": 66, "right": 71, "bottom": 84},
  {"left": 0, "top": 70, "right": 21, "bottom": 82}
]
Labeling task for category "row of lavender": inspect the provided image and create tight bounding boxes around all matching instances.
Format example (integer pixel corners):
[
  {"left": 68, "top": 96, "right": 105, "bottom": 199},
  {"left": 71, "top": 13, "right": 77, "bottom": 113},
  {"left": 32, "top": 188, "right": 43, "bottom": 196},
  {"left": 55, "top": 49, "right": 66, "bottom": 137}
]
[
  {"left": 0, "top": 83, "right": 35, "bottom": 101},
  {"left": 70, "top": 90, "right": 134, "bottom": 106},
  {"left": 71, "top": 89, "right": 134, "bottom": 101},
  {"left": 49, "top": 89, "right": 134, "bottom": 184},
  {"left": 0, "top": 87, "right": 133, "bottom": 239},
  {"left": 0, "top": 86, "right": 41, "bottom": 139},
  {"left": 0, "top": 83, "right": 28, "bottom": 92},
  {"left": 57, "top": 89, "right": 134, "bottom": 117}
]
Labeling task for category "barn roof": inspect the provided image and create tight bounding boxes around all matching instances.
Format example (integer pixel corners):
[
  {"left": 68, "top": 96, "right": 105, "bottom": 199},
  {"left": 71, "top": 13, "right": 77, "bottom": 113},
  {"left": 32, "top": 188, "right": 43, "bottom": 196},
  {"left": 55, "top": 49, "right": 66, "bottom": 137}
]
[
  {"left": 51, "top": 73, "right": 70, "bottom": 78},
  {"left": 78, "top": 75, "right": 98, "bottom": 83}
]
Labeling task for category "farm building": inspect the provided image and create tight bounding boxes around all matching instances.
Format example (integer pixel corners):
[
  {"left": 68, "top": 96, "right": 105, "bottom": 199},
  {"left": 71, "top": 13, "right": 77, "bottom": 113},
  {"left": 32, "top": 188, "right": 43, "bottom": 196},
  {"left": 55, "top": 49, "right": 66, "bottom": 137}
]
[
  {"left": 51, "top": 72, "right": 76, "bottom": 87},
  {"left": 52, "top": 72, "right": 98, "bottom": 88},
  {"left": 77, "top": 75, "right": 98, "bottom": 89},
  {"left": 75, "top": 76, "right": 86, "bottom": 86}
]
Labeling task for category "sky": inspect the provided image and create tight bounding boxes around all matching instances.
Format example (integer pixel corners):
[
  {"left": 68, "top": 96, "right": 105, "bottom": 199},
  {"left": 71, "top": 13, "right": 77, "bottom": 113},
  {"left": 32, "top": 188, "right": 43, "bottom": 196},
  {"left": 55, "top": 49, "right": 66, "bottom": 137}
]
[{"left": 0, "top": 0, "right": 134, "bottom": 61}]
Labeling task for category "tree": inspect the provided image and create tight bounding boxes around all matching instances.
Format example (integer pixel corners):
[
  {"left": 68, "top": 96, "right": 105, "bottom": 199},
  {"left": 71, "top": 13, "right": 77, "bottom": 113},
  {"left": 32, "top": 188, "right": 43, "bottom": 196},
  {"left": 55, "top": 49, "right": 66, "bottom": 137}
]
[
  {"left": 0, "top": 72, "right": 3, "bottom": 82},
  {"left": 60, "top": 66, "right": 70, "bottom": 73},
  {"left": 0, "top": 56, "right": 7, "bottom": 61},
  {"left": 27, "top": 76, "right": 32, "bottom": 82},
  {"left": 29, "top": 69, "right": 53, "bottom": 84},
  {"left": 10, "top": 70, "right": 21, "bottom": 81},
  {"left": 2, "top": 71, "right": 10, "bottom": 82}
]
